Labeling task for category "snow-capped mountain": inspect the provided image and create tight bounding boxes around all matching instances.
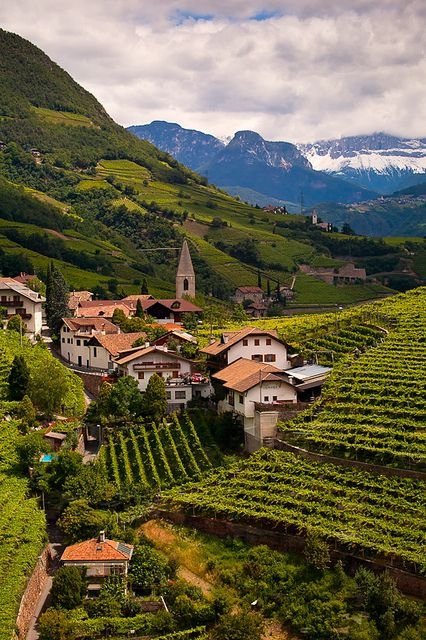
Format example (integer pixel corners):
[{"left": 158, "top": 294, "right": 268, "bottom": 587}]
[
  {"left": 129, "top": 122, "right": 376, "bottom": 205},
  {"left": 299, "top": 133, "right": 426, "bottom": 194}
]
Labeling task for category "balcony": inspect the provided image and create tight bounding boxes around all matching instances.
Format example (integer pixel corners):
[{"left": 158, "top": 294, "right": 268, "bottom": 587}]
[{"left": 0, "top": 299, "right": 24, "bottom": 307}]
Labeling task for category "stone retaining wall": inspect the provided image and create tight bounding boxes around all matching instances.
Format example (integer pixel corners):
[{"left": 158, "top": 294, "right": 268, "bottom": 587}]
[
  {"left": 156, "top": 510, "right": 426, "bottom": 599},
  {"left": 275, "top": 439, "right": 426, "bottom": 481},
  {"left": 14, "top": 545, "right": 51, "bottom": 640}
]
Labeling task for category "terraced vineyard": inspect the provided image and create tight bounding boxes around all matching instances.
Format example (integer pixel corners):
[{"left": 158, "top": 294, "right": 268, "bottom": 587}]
[
  {"left": 280, "top": 287, "right": 426, "bottom": 468},
  {"left": 0, "top": 419, "right": 46, "bottom": 640},
  {"left": 102, "top": 414, "right": 218, "bottom": 490},
  {"left": 164, "top": 449, "right": 426, "bottom": 574}
]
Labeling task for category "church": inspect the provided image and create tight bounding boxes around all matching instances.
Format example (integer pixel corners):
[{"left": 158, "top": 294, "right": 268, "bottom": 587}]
[{"left": 176, "top": 238, "right": 196, "bottom": 298}]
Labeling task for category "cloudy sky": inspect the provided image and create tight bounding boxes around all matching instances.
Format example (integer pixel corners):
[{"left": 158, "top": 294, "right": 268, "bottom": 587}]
[{"left": 1, "top": 1, "right": 425, "bottom": 142}]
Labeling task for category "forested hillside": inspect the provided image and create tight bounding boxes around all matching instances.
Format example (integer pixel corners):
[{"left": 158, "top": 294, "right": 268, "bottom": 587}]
[{"left": 0, "top": 28, "right": 414, "bottom": 304}]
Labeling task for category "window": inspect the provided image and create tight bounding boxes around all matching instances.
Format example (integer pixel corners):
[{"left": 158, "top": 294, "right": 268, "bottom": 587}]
[
  {"left": 84, "top": 340, "right": 89, "bottom": 346},
  {"left": 183, "top": 278, "right": 189, "bottom": 291},
  {"left": 251, "top": 354, "right": 263, "bottom": 362},
  {"left": 62, "top": 338, "right": 65, "bottom": 343},
  {"left": 273, "top": 396, "right": 278, "bottom": 401},
  {"left": 264, "top": 396, "right": 269, "bottom": 402},
  {"left": 239, "top": 394, "right": 244, "bottom": 404},
  {"left": 242, "top": 339, "right": 248, "bottom": 346},
  {"left": 67, "top": 338, "right": 70, "bottom": 344},
  {"left": 172, "top": 370, "right": 179, "bottom": 378},
  {"left": 94, "top": 347, "right": 97, "bottom": 358},
  {"left": 166, "top": 391, "right": 171, "bottom": 400},
  {"left": 70, "top": 339, "right": 73, "bottom": 345},
  {"left": 138, "top": 372, "right": 144, "bottom": 379},
  {"left": 264, "top": 354, "right": 276, "bottom": 362},
  {"left": 175, "top": 390, "right": 186, "bottom": 399},
  {"left": 76, "top": 339, "right": 81, "bottom": 346},
  {"left": 266, "top": 338, "right": 272, "bottom": 345},
  {"left": 254, "top": 338, "right": 260, "bottom": 346}
]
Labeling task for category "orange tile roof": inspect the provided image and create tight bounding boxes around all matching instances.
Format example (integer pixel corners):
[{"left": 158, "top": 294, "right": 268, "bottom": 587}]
[
  {"left": 92, "top": 331, "right": 146, "bottom": 356},
  {"left": 201, "top": 327, "right": 281, "bottom": 357},
  {"left": 213, "top": 358, "right": 284, "bottom": 393},
  {"left": 76, "top": 303, "right": 133, "bottom": 318},
  {"left": 68, "top": 291, "right": 93, "bottom": 310},
  {"left": 61, "top": 538, "right": 133, "bottom": 562},
  {"left": 122, "top": 294, "right": 155, "bottom": 301},
  {"left": 115, "top": 345, "right": 190, "bottom": 366}
]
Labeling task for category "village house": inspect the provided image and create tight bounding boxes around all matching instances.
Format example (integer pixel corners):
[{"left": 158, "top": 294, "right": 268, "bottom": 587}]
[
  {"left": 151, "top": 328, "right": 197, "bottom": 349},
  {"left": 0, "top": 277, "right": 45, "bottom": 338},
  {"left": 60, "top": 317, "right": 119, "bottom": 368},
  {"left": 213, "top": 358, "right": 297, "bottom": 452},
  {"left": 115, "top": 345, "right": 211, "bottom": 411},
  {"left": 245, "top": 302, "right": 268, "bottom": 318},
  {"left": 74, "top": 299, "right": 134, "bottom": 319},
  {"left": 143, "top": 299, "right": 203, "bottom": 324},
  {"left": 61, "top": 531, "right": 133, "bottom": 596},
  {"left": 299, "top": 262, "right": 367, "bottom": 285},
  {"left": 233, "top": 286, "right": 264, "bottom": 305},
  {"left": 68, "top": 290, "right": 93, "bottom": 313},
  {"left": 201, "top": 327, "right": 291, "bottom": 373},
  {"left": 281, "top": 364, "right": 332, "bottom": 402},
  {"left": 87, "top": 331, "right": 147, "bottom": 371}
]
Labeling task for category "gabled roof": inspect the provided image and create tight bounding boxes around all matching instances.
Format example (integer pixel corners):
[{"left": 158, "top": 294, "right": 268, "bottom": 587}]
[
  {"left": 90, "top": 331, "right": 147, "bottom": 356},
  {"left": 213, "top": 358, "right": 287, "bottom": 393},
  {"left": 144, "top": 299, "right": 202, "bottom": 313},
  {"left": 152, "top": 329, "right": 196, "bottom": 344},
  {"left": 122, "top": 294, "right": 155, "bottom": 302},
  {"left": 76, "top": 302, "right": 133, "bottom": 318},
  {"left": 201, "top": 327, "right": 285, "bottom": 357},
  {"left": 61, "top": 538, "right": 133, "bottom": 562},
  {"left": 0, "top": 278, "right": 46, "bottom": 303},
  {"left": 62, "top": 317, "right": 119, "bottom": 333},
  {"left": 115, "top": 345, "right": 190, "bottom": 366},
  {"left": 235, "top": 286, "right": 263, "bottom": 294}
]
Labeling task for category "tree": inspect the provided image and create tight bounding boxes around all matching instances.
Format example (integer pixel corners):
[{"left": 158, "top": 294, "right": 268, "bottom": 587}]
[
  {"left": 104, "top": 376, "right": 143, "bottom": 421},
  {"left": 51, "top": 565, "right": 86, "bottom": 609},
  {"left": 304, "top": 532, "right": 330, "bottom": 570},
  {"left": 141, "top": 278, "right": 149, "bottom": 294},
  {"left": 129, "top": 543, "right": 170, "bottom": 592},
  {"left": 142, "top": 373, "right": 167, "bottom": 422},
  {"left": 266, "top": 279, "right": 271, "bottom": 297},
  {"left": 17, "top": 394, "right": 36, "bottom": 430},
  {"left": 29, "top": 357, "right": 70, "bottom": 416},
  {"left": 16, "top": 431, "right": 49, "bottom": 471},
  {"left": 38, "top": 609, "right": 73, "bottom": 640},
  {"left": 7, "top": 313, "right": 24, "bottom": 334},
  {"left": 211, "top": 611, "right": 264, "bottom": 640},
  {"left": 45, "top": 262, "right": 69, "bottom": 337},
  {"left": 341, "top": 222, "right": 356, "bottom": 235},
  {"left": 135, "top": 298, "right": 144, "bottom": 318},
  {"left": 112, "top": 307, "right": 127, "bottom": 327},
  {"left": 57, "top": 499, "right": 111, "bottom": 542},
  {"left": 257, "top": 270, "right": 262, "bottom": 288},
  {"left": 8, "top": 355, "right": 30, "bottom": 400}
]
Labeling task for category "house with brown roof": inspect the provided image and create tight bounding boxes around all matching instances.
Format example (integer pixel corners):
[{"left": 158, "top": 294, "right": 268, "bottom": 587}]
[
  {"left": 87, "top": 331, "right": 147, "bottom": 371},
  {"left": 115, "top": 345, "right": 211, "bottom": 410},
  {"left": 60, "top": 317, "right": 119, "bottom": 369},
  {"left": 201, "top": 327, "right": 291, "bottom": 373},
  {"left": 213, "top": 358, "right": 297, "bottom": 451},
  {"left": 61, "top": 531, "right": 133, "bottom": 596},
  {"left": 68, "top": 290, "right": 93, "bottom": 313},
  {"left": 233, "top": 286, "right": 264, "bottom": 305},
  {"left": 0, "top": 277, "right": 45, "bottom": 338},
  {"left": 75, "top": 300, "right": 134, "bottom": 319},
  {"left": 143, "top": 299, "right": 202, "bottom": 324}
]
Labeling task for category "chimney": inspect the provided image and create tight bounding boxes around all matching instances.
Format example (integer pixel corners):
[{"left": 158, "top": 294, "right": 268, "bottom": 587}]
[
  {"left": 145, "top": 341, "right": 150, "bottom": 348},
  {"left": 99, "top": 530, "right": 106, "bottom": 543},
  {"left": 163, "top": 345, "right": 168, "bottom": 352},
  {"left": 223, "top": 334, "right": 229, "bottom": 344}
]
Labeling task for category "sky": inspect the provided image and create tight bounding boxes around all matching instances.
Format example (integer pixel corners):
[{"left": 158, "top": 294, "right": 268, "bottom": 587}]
[{"left": 1, "top": 1, "right": 425, "bottom": 143}]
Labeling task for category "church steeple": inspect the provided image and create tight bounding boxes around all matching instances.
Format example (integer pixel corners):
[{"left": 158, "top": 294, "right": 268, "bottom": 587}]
[{"left": 176, "top": 239, "right": 195, "bottom": 298}]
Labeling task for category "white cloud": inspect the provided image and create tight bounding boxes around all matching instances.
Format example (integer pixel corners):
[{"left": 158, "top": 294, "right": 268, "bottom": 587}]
[{"left": 0, "top": 1, "right": 425, "bottom": 142}]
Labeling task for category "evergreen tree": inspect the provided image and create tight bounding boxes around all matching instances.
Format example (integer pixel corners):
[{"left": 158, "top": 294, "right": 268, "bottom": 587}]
[
  {"left": 135, "top": 298, "right": 144, "bottom": 318},
  {"left": 257, "top": 270, "right": 262, "bottom": 289},
  {"left": 7, "top": 314, "right": 24, "bottom": 333},
  {"left": 267, "top": 280, "right": 271, "bottom": 297},
  {"left": 45, "top": 262, "right": 69, "bottom": 337},
  {"left": 276, "top": 279, "right": 282, "bottom": 301},
  {"left": 142, "top": 373, "right": 167, "bottom": 422},
  {"left": 8, "top": 355, "right": 30, "bottom": 400},
  {"left": 141, "top": 278, "right": 149, "bottom": 294},
  {"left": 50, "top": 566, "right": 86, "bottom": 609}
]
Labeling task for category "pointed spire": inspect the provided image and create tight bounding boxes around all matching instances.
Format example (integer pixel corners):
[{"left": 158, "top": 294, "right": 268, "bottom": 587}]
[
  {"left": 176, "top": 239, "right": 196, "bottom": 298},
  {"left": 177, "top": 239, "right": 195, "bottom": 278}
]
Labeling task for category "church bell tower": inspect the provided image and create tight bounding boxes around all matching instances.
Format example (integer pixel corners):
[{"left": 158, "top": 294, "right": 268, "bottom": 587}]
[{"left": 176, "top": 239, "right": 196, "bottom": 298}]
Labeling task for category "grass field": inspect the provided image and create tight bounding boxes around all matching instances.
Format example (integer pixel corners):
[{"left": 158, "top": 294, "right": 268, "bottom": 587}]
[{"left": 33, "top": 106, "right": 95, "bottom": 127}]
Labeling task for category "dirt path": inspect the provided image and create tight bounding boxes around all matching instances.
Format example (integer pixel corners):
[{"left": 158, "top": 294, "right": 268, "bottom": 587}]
[
  {"left": 141, "top": 519, "right": 214, "bottom": 597},
  {"left": 262, "top": 619, "right": 292, "bottom": 640}
]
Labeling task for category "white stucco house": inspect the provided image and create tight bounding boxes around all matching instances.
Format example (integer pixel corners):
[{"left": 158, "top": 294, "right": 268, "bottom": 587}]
[
  {"left": 115, "top": 345, "right": 211, "bottom": 411},
  {"left": 60, "top": 317, "right": 119, "bottom": 369},
  {"left": 201, "top": 327, "right": 291, "bottom": 373},
  {"left": 0, "top": 278, "right": 45, "bottom": 338},
  {"left": 213, "top": 358, "right": 297, "bottom": 452}
]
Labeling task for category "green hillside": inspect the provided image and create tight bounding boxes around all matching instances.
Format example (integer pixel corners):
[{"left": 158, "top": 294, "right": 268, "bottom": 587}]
[{"left": 0, "top": 28, "right": 414, "bottom": 304}]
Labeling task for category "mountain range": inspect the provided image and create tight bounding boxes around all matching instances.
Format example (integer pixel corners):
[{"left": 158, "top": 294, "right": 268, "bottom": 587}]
[{"left": 129, "top": 122, "right": 426, "bottom": 206}]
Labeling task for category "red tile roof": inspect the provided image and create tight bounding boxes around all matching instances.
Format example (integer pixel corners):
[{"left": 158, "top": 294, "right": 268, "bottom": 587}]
[
  {"left": 144, "top": 299, "right": 202, "bottom": 313},
  {"left": 61, "top": 538, "right": 133, "bottom": 562},
  {"left": 115, "top": 345, "right": 190, "bottom": 366}
]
